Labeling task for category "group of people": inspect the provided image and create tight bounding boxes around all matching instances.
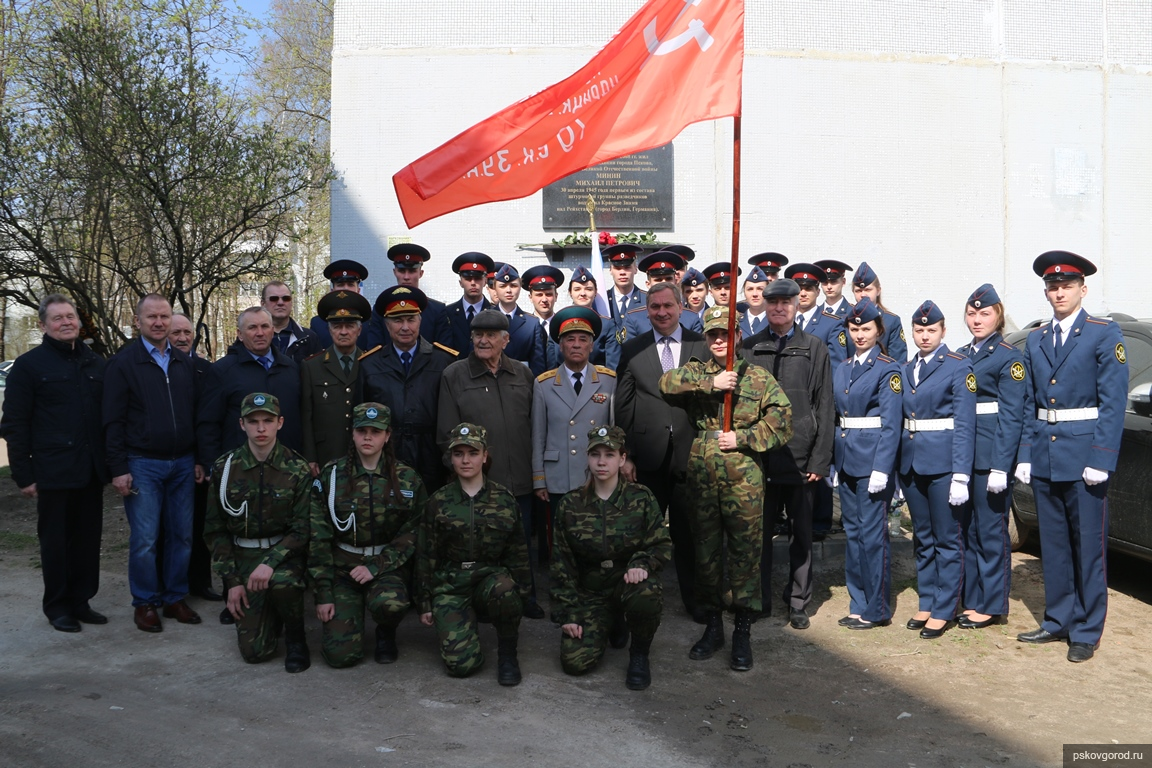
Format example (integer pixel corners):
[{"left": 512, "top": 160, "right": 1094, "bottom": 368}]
[{"left": 0, "top": 240, "right": 1126, "bottom": 693}]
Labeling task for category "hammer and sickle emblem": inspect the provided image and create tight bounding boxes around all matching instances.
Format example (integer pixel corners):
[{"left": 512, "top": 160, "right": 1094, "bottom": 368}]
[{"left": 644, "top": 0, "right": 714, "bottom": 55}]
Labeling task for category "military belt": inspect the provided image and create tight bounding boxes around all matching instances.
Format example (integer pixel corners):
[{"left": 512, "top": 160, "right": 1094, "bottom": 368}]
[
  {"left": 337, "top": 542, "right": 386, "bottom": 556},
  {"left": 975, "top": 402, "right": 999, "bottom": 415},
  {"left": 233, "top": 535, "right": 284, "bottom": 549},
  {"left": 838, "top": 416, "right": 882, "bottom": 429},
  {"left": 903, "top": 418, "right": 954, "bottom": 432},
  {"left": 696, "top": 430, "right": 722, "bottom": 439},
  {"left": 1038, "top": 407, "right": 1098, "bottom": 424}
]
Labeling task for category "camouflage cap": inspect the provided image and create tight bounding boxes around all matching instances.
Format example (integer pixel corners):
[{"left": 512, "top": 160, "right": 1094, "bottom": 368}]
[
  {"left": 447, "top": 422, "right": 487, "bottom": 450},
  {"left": 240, "top": 392, "right": 280, "bottom": 418},
  {"left": 586, "top": 425, "right": 627, "bottom": 452},
  {"left": 703, "top": 305, "right": 741, "bottom": 333},
  {"left": 352, "top": 402, "right": 391, "bottom": 430}
]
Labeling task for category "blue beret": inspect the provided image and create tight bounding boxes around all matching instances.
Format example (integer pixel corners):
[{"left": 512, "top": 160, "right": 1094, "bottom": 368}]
[
  {"left": 913, "top": 300, "right": 945, "bottom": 326},
  {"left": 853, "top": 261, "right": 878, "bottom": 287},
  {"left": 493, "top": 263, "right": 520, "bottom": 283},
  {"left": 845, "top": 297, "right": 882, "bottom": 326},
  {"left": 681, "top": 267, "right": 706, "bottom": 287},
  {"left": 745, "top": 266, "right": 769, "bottom": 283},
  {"left": 570, "top": 265, "right": 597, "bottom": 284},
  {"left": 966, "top": 283, "right": 1000, "bottom": 309}
]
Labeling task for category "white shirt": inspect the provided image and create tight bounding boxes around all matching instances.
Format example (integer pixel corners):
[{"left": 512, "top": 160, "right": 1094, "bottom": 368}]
[
  {"left": 463, "top": 299, "right": 484, "bottom": 316},
  {"left": 564, "top": 363, "right": 591, "bottom": 390},
  {"left": 1051, "top": 313, "right": 1077, "bottom": 348},
  {"left": 799, "top": 306, "right": 820, "bottom": 329},
  {"left": 655, "top": 325, "right": 684, "bottom": 366},
  {"left": 824, "top": 297, "right": 848, "bottom": 315},
  {"left": 853, "top": 350, "right": 872, "bottom": 366}
]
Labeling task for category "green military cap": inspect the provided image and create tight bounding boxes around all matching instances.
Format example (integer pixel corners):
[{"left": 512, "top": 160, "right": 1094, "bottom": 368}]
[
  {"left": 447, "top": 422, "right": 487, "bottom": 450},
  {"left": 703, "top": 305, "right": 741, "bottom": 333},
  {"left": 317, "top": 289, "right": 372, "bottom": 322},
  {"left": 586, "top": 425, "right": 627, "bottom": 452},
  {"left": 352, "top": 402, "right": 391, "bottom": 430},
  {"left": 240, "top": 392, "right": 280, "bottom": 417}
]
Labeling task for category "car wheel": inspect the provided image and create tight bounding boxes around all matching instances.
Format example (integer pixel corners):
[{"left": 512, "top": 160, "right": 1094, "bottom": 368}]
[{"left": 1009, "top": 499, "right": 1030, "bottom": 551}]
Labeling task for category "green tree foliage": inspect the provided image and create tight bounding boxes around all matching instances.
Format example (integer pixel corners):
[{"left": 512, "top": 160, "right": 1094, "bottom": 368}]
[{"left": 0, "top": 0, "right": 329, "bottom": 355}]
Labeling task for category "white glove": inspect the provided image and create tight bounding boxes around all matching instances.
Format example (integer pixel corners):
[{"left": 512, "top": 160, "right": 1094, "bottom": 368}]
[
  {"left": 1014, "top": 463, "right": 1031, "bottom": 485},
  {"left": 827, "top": 469, "right": 839, "bottom": 488},
  {"left": 948, "top": 474, "right": 970, "bottom": 506},
  {"left": 867, "top": 471, "right": 888, "bottom": 495},
  {"left": 1083, "top": 467, "right": 1109, "bottom": 486},
  {"left": 987, "top": 469, "right": 1008, "bottom": 494}
]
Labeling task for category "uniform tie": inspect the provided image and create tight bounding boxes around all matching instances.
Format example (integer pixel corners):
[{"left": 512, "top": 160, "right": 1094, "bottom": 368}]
[
  {"left": 400, "top": 350, "right": 412, "bottom": 375},
  {"left": 257, "top": 354, "right": 272, "bottom": 371},
  {"left": 572, "top": 371, "right": 583, "bottom": 395},
  {"left": 1054, "top": 323, "right": 1063, "bottom": 350},
  {"left": 850, "top": 360, "right": 864, "bottom": 383},
  {"left": 659, "top": 336, "right": 675, "bottom": 372},
  {"left": 914, "top": 357, "right": 925, "bottom": 387},
  {"left": 751, "top": 316, "right": 763, "bottom": 335},
  {"left": 341, "top": 354, "right": 353, "bottom": 375},
  {"left": 466, "top": 305, "right": 476, "bottom": 323},
  {"left": 618, "top": 294, "right": 629, "bottom": 318}
]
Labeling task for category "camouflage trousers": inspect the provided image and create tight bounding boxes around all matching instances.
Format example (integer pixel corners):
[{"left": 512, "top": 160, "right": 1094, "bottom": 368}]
[
  {"left": 687, "top": 440, "right": 764, "bottom": 613},
  {"left": 232, "top": 548, "right": 305, "bottom": 664},
  {"left": 321, "top": 566, "right": 412, "bottom": 669},
  {"left": 431, "top": 567, "right": 522, "bottom": 678},
  {"left": 560, "top": 572, "right": 663, "bottom": 676}
]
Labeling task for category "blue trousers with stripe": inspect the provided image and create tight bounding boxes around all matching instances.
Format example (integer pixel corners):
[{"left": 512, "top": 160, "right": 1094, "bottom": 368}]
[
  {"left": 962, "top": 470, "right": 1012, "bottom": 616},
  {"left": 903, "top": 471, "right": 967, "bottom": 621},
  {"left": 837, "top": 474, "right": 892, "bottom": 623}
]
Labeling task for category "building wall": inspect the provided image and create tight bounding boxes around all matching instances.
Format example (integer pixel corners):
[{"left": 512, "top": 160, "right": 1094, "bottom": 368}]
[{"left": 331, "top": 0, "right": 1152, "bottom": 332}]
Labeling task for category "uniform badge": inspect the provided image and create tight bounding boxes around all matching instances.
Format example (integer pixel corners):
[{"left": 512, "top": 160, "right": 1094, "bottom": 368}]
[
  {"left": 597, "top": 427, "right": 608, "bottom": 436},
  {"left": 615, "top": 326, "right": 627, "bottom": 344},
  {"left": 366, "top": 407, "right": 379, "bottom": 419},
  {"left": 837, "top": 331, "right": 846, "bottom": 347},
  {"left": 965, "top": 373, "right": 977, "bottom": 393},
  {"left": 400, "top": 489, "right": 414, "bottom": 498},
  {"left": 889, "top": 373, "right": 902, "bottom": 393},
  {"left": 1010, "top": 361, "right": 1025, "bottom": 381},
  {"left": 1116, "top": 343, "right": 1126, "bottom": 364},
  {"left": 899, "top": 328, "right": 906, "bottom": 342},
  {"left": 459, "top": 426, "right": 470, "bottom": 435},
  {"left": 592, "top": 393, "right": 608, "bottom": 403},
  {"left": 312, "top": 479, "right": 323, "bottom": 492},
  {"left": 253, "top": 394, "right": 266, "bottom": 406},
  {"left": 322, "top": 391, "right": 328, "bottom": 399}
]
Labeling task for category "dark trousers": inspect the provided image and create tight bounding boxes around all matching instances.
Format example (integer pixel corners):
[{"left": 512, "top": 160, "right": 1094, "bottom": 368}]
[
  {"left": 838, "top": 474, "right": 892, "bottom": 622},
  {"left": 188, "top": 480, "right": 214, "bottom": 593},
  {"left": 1032, "top": 476, "right": 1109, "bottom": 645},
  {"left": 761, "top": 481, "right": 815, "bottom": 614},
  {"left": 963, "top": 471, "right": 1012, "bottom": 616},
  {"left": 37, "top": 480, "right": 104, "bottom": 620},
  {"left": 516, "top": 494, "right": 539, "bottom": 603},
  {"left": 812, "top": 480, "right": 834, "bottom": 533},
  {"left": 903, "top": 471, "right": 967, "bottom": 621},
  {"left": 638, "top": 459, "right": 696, "bottom": 614}
]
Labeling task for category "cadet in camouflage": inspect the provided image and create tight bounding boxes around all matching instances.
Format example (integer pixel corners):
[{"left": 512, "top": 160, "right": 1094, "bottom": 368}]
[
  {"left": 551, "top": 426, "right": 671, "bottom": 690},
  {"left": 417, "top": 423, "right": 531, "bottom": 685},
  {"left": 204, "top": 393, "right": 315, "bottom": 672},
  {"left": 660, "top": 306, "right": 793, "bottom": 671},
  {"left": 310, "top": 403, "right": 428, "bottom": 668}
]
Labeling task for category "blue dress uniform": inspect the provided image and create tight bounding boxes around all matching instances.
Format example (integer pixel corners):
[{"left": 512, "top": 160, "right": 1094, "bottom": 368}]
[
  {"left": 433, "top": 252, "right": 496, "bottom": 357},
  {"left": 833, "top": 298, "right": 902, "bottom": 626},
  {"left": 1017, "top": 252, "right": 1127, "bottom": 657},
  {"left": 898, "top": 302, "right": 976, "bottom": 631},
  {"left": 522, "top": 265, "right": 566, "bottom": 372},
  {"left": 491, "top": 264, "right": 547, "bottom": 376},
  {"left": 852, "top": 262, "right": 907, "bottom": 362},
  {"left": 309, "top": 260, "right": 372, "bottom": 350},
  {"left": 954, "top": 284, "right": 1026, "bottom": 622}
]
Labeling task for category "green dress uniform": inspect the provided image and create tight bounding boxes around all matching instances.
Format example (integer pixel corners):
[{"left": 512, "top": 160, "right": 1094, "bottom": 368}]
[
  {"left": 310, "top": 452, "right": 427, "bottom": 668},
  {"left": 551, "top": 474, "right": 671, "bottom": 678},
  {"left": 204, "top": 415, "right": 313, "bottom": 666},
  {"left": 417, "top": 433, "right": 530, "bottom": 682}
]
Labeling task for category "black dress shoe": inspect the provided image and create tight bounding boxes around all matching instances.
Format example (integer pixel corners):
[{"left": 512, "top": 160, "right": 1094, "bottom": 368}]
[
  {"left": 958, "top": 614, "right": 1005, "bottom": 629},
  {"left": 845, "top": 617, "right": 889, "bottom": 630},
  {"left": 50, "top": 616, "right": 81, "bottom": 633},
  {"left": 192, "top": 587, "right": 224, "bottom": 602},
  {"left": 906, "top": 617, "right": 928, "bottom": 630},
  {"left": 1017, "top": 627, "right": 1063, "bottom": 644},
  {"left": 523, "top": 601, "right": 546, "bottom": 620},
  {"left": 1067, "top": 642, "right": 1097, "bottom": 663},
  {"left": 919, "top": 622, "right": 951, "bottom": 639},
  {"left": 74, "top": 608, "right": 108, "bottom": 625},
  {"left": 219, "top": 607, "right": 235, "bottom": 625},
  {"left": 811, "top": 531, "right": 827, "bottom": 543},
  {"left": 837, "top": 615, "right": 855, "bottom": 627},
  {"left": 788, "top": 608, "right": 810, "bottom": 630}
]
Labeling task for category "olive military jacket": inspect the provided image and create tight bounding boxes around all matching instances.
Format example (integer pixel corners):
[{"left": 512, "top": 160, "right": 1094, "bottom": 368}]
[
  {"left": 658, "top": 357, "right": 794, "bottom": 453},
  {"left": 309, "top": 455, "right": 427, "bottom": 605},
  {"left": 300, "top": 345, "right": 374, "bottom": 466},
  {"left": 204, "top": 441, "right": 312, "bottom": 590},
  {"left": 550, "top": 480, "right": 672, "bottom": 626},
  {"left": 416, "top": 477, "right": 530, "bottom": 612}
]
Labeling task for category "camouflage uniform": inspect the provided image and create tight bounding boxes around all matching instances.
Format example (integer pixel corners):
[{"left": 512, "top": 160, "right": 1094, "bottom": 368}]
[
  {"left": 309, "top": 454, "right": 427, "bottom": 668},
  {"left": 550, "top": 480, "right": 671, "bottom": 675},
  {"left": 204, "top": 440, "right": 313, "bottom": 664},
  {"left": 659, "top": 356, "right": 793, "bottom": 613},
  {"left": 417, "top": 476, "right": 530, "bottom": 677}
]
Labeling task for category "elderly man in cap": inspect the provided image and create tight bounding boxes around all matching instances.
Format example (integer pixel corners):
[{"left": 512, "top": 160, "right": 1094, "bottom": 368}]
[
  {"left": 1014, "top": 251, "right": 1127, "bottom": 663},
  {"left": 532, "top": 306, "right": 616, "bottom": 559},
  {"left": 300, "top": 290, "right": 377, "bottom": 474},
  {"left": 437, "top": 309, "right": 545, "bottom": 618},
  {"left": 522, "top": 265, "right": 565, "bottom": 371},
  {"left": 360, "top": 286, "right": 458, "bottom": 493},
  {"left": 742, "top": 278, "right": 835, "bottom": 629},
  {"left": 204, "top": 392, "right": 314, "bottom": 672},
  {"left": 364, "top": 243, "right": 447, "bottom": 348},
  {"left": 490, "top": 263, "right": 547, "bottom": 376},
  {"left": 309, "top": 259, "right": 371, "bottom": 349},
  {"left": 434, "top": 252, "right": 496, "bottom": 356}
]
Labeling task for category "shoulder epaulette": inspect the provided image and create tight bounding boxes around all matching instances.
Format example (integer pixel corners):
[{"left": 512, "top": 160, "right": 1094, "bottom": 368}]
[
  {"left": 876, "top": 354, "right": 895, "bottom": 363},
  {"left": 357, "top": 345, "right": 382, "bottom": 361},
  {"left": 946, "top": 352, "right": 965, "bottom": 361},
  {"left": 1085, "top": 316, "right": 1112, "bottom": 325},
  {"left": 595, "top": 365, "right": 616, "bottom": 378},
  {"left": 537, "top": 368, "right": 559, "bottom": 382},
  {"left": 303, "top": 350, "right": 324, "bottom": 362},
  {"left": 998, "top": 341, "right": 1015, "bottom": 350},
  {"left": 821, "top": 310, "right": 838, "bottom": 319},
  {"left": 433, "top": 342, "right": 459, "bottom": 357},
  {"left": 626, "top": 306, "right": 647, "bottom": 314}
]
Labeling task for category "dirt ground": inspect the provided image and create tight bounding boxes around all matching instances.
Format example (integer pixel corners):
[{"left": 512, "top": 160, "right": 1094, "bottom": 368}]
[{"left": 1, "top": 481, "right": 1150, "bottom": 768}]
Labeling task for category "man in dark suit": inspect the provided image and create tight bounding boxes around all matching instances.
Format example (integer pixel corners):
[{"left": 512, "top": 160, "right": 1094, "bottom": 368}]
[
  {"left": 490, "top": 263, "right": 547, "bottom": 376},
  {"left": 434, "top": 252, "right": 495, "bottom": 356},
  {"left": 363, "top": 243, "right": 447, "bottom": 348},
  {"left": 616, "top": 282, "right": 708, "bottom": 622}
]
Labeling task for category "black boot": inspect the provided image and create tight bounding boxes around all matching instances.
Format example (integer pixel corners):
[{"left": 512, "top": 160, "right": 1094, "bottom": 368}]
[
  {"left": 625, "top": 636, "right": 652, "bottom": 690},
  {"left": 496, "top": 634, "right": 522, "bottom": 686},
  {"left": 689, "top": 611, "right": 725, "bottom": 660},
  {"left": 374, "top": 624, "right": 398, "bottom": 664},
  {"left": 284, "top": 625, "right": 311, "bottom": 673},
  {"left": 608, "top": 610, "right": 629, "bottom": 649},
  {"left": 730, "top": 611, "right": 754, "bottom": 672}
]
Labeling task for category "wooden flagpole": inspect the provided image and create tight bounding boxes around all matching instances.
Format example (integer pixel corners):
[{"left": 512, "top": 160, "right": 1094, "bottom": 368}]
[{"left": 723, "top": 112, "right": 742, "bottom": 431}]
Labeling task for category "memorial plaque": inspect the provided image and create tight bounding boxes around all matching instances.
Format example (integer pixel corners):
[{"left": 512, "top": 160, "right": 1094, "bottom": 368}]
[{"left": 542, "top": 144, "right": 674, "bottom": 231}]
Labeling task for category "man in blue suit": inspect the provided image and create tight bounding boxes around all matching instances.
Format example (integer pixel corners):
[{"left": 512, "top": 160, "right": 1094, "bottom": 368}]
[
  {"left": 433, "top": 252, "right": 495, "bottom": 357},
  {"left": 491, "top": 264, "right": 547, "bottom": 376},
  {"left": 815, "top": 260, "right": 854, "bottom": 363},
  {"left": 599, "top": 244, "right": 647, "bottom": 370},
  {"left": 523, "top": 265, "right": 565, "bottom": 372},
  {"left": 1015, "top": 251, "right": 1127, "bottom": 663},
  {"left": 364, "top": 243, "right": 446, "bottom": 348}
]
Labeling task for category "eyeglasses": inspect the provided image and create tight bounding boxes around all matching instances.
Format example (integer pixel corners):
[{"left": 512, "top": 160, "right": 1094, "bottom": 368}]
[{"left": 265, "top": 295, "right": 292, "bottom": 302}]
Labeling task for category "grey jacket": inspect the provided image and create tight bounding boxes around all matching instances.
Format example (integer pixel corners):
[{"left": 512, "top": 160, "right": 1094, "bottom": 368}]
[{"left": 531, "top": 364, "right": 616, "bottom": 494}]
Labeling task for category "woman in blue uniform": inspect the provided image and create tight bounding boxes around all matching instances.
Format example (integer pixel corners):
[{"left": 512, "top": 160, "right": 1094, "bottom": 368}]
[
  {"left": 851, "top": 262, "right": 907, "bottom": 362},
  {"left": 900, "top": 301, "right": 976, "bottom": 639},
  {"left": 954, "top": 285, "right": 1025, "bottom": 628},
  {"left": 832, "top": 298, "right": 902, "bottom": 629}
]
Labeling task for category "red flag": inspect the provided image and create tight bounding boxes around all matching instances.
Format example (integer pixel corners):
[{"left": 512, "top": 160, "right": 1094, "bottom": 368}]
[{"left": 393, "top": 0, "right": 744, "bottom": 228}]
